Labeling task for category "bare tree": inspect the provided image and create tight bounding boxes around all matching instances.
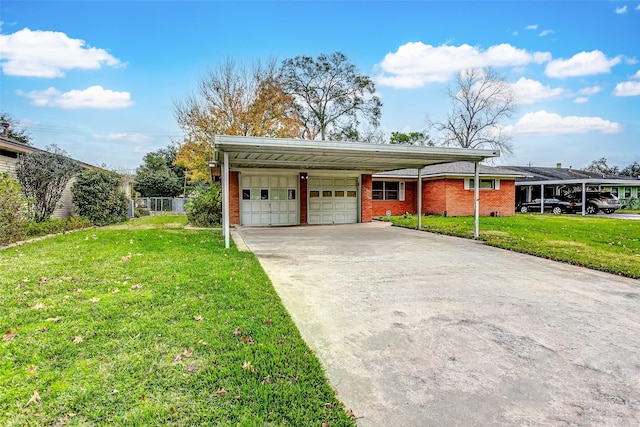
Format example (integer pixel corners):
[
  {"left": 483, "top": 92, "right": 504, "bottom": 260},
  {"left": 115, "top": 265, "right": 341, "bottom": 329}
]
[{"left": 428, "top": 68, "right": 516, "bottom": 154}]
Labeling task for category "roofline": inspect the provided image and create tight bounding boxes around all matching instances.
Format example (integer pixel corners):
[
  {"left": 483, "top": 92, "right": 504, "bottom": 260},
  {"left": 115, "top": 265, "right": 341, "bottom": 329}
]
[
  {"left": 214, "top": 135, "right": 500, "bottom": 171},
  {"left": 516, "top": 178, "right": 640, "bottom": 186},
  {"left": 0, "top": 136, "right": 98, "bottom": 170}
]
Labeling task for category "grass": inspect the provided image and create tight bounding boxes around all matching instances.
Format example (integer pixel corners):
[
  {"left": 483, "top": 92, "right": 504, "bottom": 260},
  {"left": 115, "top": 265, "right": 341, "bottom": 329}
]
[
  {"left": 383, "top": 213, "right": 640, "bottom": 279},
  {"left": 0, "top": 215, "right": 356, "bottom": 426}
]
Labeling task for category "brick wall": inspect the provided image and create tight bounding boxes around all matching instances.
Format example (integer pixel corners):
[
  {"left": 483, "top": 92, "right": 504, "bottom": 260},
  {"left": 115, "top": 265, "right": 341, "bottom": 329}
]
[
  {"left": 229, "top": 171, "right": 240, "bottom": 224},
  {"left": 423, "top": 178, "right": 515, "bottom": 216},
  {"left": 361, "top": 174, "right": 372, "bottom": 222},
  {"left": 372, "top": 181, "right": 417, "bottom": 216}
]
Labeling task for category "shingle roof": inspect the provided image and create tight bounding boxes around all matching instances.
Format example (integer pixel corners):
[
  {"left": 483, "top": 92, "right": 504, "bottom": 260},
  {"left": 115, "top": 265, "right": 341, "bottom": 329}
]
[{"left": 373, "top": 161, "right": 524, "bottom": 178}]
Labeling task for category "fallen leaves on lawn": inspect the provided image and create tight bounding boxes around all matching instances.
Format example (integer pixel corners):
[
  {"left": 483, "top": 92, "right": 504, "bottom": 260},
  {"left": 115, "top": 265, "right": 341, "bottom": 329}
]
[
  {"left": 90, "top": 297, "right": 100, "bottom": 303},
  {"left": 130, "top": 283, "right": 143, "bottom": 291},
  {"left": 45, "top": 316, "right": 61, "bottom": 322},
  {"left": 241, "top": 335, "right": 255, "bottom": 345},
  {"left": 241, "top": 360, "right": 254, "bottom": 372},
  {"left": 184, "top": 363, "right": 199, "bottom": 373},
  {"left": 261, "top": 375, "right": 271, "bottom": 384},
  {"left": 233, "top": 327, "right": 243, "bottom": 336},
  {"left": 214, "top": 388, "right": 226, "bottom": 397},
  {"left": 193, "top": 315, "right": 203, "bottom": 321},
  {"left": 37, "top": 277, "right": 47, "bottom": 284},
  {"left": 264, "top": 318, "right": 272, "bottom": 324},
  {"left": 31, "top": 302, "right": 46, "bottom": 310},
  {"left": 197, "top": 339, "right": 208, "bottom": 346},
  {"left": 347, "top": 409, "right": 356, "bottom": 419},
  {"left": 110, "top": 288, "right": 120, "bottom": 294},
  {"left": 73, "top": 336, "right": 83, "bottom": 344},
  {"left": 121, "top": 253, "right": 132, "bottom": 262},
  {"left": 26, "top": 390, "right": 40, "bottom": 406},
  {"left": 3, "top": 330, "right": 15, "bottom": 341},
  {"left": 26, "top": 365, "right": 38, "bottom": 373}
]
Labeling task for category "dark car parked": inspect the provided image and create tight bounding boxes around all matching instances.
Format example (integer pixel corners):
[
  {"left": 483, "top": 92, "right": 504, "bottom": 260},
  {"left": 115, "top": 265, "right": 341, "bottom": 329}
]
[{"left": 518, "top": 196, "right": 582, "bottom": 214}]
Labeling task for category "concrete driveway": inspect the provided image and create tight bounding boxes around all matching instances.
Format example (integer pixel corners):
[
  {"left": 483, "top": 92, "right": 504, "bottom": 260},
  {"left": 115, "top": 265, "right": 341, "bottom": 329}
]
[{"left": 236, "top": 222, "right": 640, "bottom": 426}]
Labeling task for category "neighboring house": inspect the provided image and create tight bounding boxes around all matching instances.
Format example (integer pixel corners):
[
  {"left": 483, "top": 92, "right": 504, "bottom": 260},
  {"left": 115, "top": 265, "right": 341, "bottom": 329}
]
[
  {"left": 372, "top": 162, "right": 522, "bottom": 217},
  {"left": 508, "top": 164, "right": 640, "bottom": 208},
  {"left": 0, "top": 132, "right": 97, "bottom": 219}
]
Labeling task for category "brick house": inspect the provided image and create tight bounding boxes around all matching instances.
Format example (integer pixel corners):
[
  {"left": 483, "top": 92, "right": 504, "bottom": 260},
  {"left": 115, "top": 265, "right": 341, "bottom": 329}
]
[
  {"left": 212, "top": 136, "right": 505, "bottom": 246},
  {"left": 372, "top": 162, "right": 522, "bottom": 217}
]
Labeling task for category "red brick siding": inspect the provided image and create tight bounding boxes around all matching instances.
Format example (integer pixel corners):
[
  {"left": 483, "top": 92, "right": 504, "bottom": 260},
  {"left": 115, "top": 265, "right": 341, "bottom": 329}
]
[
  {"left": 372, "top": 181, "right": 417, "bottom": 216},
  {"left": 229, "top": 171, "right": 240, "bottom": 224},
  {"left": 300, "top": 175, "right": 308, "bottom": 224},
  {"left": 423, "top": 178, "right": 515, "bottom": 216},
  {"left": 361, "top": 174, "right": 372, "bottom": 222}
]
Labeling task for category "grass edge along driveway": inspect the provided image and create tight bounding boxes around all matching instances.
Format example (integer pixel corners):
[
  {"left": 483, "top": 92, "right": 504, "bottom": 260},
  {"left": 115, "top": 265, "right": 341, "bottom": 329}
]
[
  {"left": 384, "top": 214, "right": 640, "bottom": 279},
  {"left": 0, "top": 215, "right": 356, "bottom": 426}
]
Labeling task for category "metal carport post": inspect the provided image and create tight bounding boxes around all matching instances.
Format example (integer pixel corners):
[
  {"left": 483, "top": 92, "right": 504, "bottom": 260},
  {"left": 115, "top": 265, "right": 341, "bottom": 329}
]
[{"left": 222, "top": 151, "right": 230, "bottom": 249}]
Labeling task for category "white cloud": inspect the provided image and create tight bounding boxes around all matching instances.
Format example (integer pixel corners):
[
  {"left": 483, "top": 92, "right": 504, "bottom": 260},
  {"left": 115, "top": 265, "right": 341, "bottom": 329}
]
[
  {"left": 526, "top": 24, "right": 538, "bottom": 30},
  {"left": 514, "top": 110, "right": 621, "bottom": 135},
  {"left": 613, "top": 70, "right": 640, "bottom": 96},
  {"left": 615, "top": 6, "right": 628, "bottom": 14},
  {"left": 539, "top": 29, "right": 554, "bottom": 37},
  {"left": 573, "top": 97, "right": 589, "bottom": 104},
  {"left": 20, "top": 85, "right": 134, "bottom": 109},
  {"left": 614, "top": 80, "right": 640, "bottom": 96},
  {"left": 545, "top": 50, "right": 621, "bottom": 78},
  {"left": 376, "top": 42, "right": 551, "bottom": 88},
  {"left": 577, "top": 85, "right": 603, "bottom": 96},
  {"left": 0, "top": 28, "right": 123, "bottom": 77},
  {"left": 511, "top": 77, "right": 567, "bottom": 105},
  {"left": 93, "top": 133, "right": 153, "bottom": 142}
]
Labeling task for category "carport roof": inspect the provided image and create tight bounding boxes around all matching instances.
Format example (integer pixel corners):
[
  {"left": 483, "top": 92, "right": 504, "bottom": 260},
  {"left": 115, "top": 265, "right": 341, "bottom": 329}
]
[{"left": 214, "top": 135, "right": 500, "bottom": 171}]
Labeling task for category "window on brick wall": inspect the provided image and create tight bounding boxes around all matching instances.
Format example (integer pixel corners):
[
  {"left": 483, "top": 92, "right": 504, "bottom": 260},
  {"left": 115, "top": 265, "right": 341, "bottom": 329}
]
[
  {"left": 372, "top": 181, "right": 405, "bottom": 200},
  {"left": 464, "top": 178, "right": 499, "bottom": 190}
]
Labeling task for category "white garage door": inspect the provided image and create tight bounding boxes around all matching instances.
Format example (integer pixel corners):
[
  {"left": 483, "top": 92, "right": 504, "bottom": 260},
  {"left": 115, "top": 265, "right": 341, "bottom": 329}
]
[
  {"left": 240, "top": 175, "right": 298, "bottom": 226},
  {"left": 308, "top": 177, "right": 358, "bottom": 224}
]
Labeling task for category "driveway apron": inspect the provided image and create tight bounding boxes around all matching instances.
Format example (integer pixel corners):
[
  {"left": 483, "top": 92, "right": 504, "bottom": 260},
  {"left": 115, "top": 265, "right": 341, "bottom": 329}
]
[{"left": 236, "top": 222, "right": 640, "bottom": 426}]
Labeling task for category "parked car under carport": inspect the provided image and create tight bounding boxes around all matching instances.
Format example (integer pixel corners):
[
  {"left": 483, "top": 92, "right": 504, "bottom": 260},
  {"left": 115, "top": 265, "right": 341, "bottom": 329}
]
[{"left": 517, "top": 195, "right": 581, "bottom": 214}]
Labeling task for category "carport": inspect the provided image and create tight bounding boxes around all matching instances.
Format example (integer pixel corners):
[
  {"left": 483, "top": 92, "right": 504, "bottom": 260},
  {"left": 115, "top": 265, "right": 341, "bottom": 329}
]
[
  {"left": 213, "top": 135, "right": 500, "bottom": 247},
  {"left": 517, "top": 178, "right": 640, "bottom": 215}
]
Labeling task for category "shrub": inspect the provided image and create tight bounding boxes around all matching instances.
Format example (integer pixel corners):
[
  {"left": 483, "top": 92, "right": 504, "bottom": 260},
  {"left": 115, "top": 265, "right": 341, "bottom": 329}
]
[
  {"left": 25, "top": 216, "right": 92, "bottom": 237},
  {"left": 134, "top": 208, "right": 150, "bottom": 218},
  {"left": 72, "top": 169, "right": 129, "bottom": 226},
  {"left": 185, "top": 184, "right": 222, "bottom": 227},
  {"left": 15, "top": 145, "right": 80, "bottom": 222},
  {"left": 0, "top": 173, "right": 28, "bottom": 245}
]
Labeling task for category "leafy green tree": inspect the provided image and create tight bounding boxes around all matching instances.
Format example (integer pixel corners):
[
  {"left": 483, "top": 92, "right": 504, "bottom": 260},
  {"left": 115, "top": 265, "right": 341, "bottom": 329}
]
[
  {"left": 15, "top": 145, "right": 79, "bottom": 222},
  {"left": 72, "top": 169, "right": 128, "bottom": 226},
  {"left": 0, "top": 173, "right": 28, "bottom": 244},
  {"left": 280, "top": 51, "right": 382, "bottom": 140},
  {"left": 390, "top": 131, "right": 433, "bottom": 146},
  {"left": 584, "top": 157, "right": 619, "bottom": 175},
  {"left": 134, "top": 149, "right": 183, "bottom": 197},
  {"left": 621, "top": 161, "right": 640, "bottom": 178},
  {"left": 0, "top": 112, "right": 32, "bottom": 145}
]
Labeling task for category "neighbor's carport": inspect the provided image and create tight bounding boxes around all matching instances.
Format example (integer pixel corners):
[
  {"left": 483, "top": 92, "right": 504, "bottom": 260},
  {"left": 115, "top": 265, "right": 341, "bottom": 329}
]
[
  {"left": 213, "top": 135, "right": 500, "bottom": 246},
  {"left": 517, "top": 177, "right": 640, "bottom": 215}
]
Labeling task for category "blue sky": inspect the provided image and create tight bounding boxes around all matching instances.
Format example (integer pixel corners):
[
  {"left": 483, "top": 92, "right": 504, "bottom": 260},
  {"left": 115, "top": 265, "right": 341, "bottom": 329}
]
[{"left": 1, "top": 0, "right": 639, "bottom": 172}]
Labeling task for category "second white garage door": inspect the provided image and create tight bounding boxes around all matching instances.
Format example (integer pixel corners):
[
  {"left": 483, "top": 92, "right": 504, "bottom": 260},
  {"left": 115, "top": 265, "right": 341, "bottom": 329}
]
[{"left": 308, "top": 177, "right": 358, "bottom": 224}]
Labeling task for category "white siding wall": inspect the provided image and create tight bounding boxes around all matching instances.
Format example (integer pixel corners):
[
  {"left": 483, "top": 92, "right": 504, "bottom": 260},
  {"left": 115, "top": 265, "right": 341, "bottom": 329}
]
[{"left": 1, "top": 152, "right": 77, "bottom": 219}]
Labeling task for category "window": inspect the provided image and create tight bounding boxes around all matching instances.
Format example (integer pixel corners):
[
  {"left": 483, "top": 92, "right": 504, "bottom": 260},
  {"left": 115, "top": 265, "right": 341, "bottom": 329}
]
[
  {"left": 372, "top": 181, "right": 401, "bottom": 200},
  {"left": 465, "top": 179, "right": 499, "bottom": 190},
  {"left": 322, "top": 190, "right": 332, "bottom": 197},
  {"left": 242, "top": 189, "right": 251, "bottom": 200},
  {"left": 310, "top": 190, "right": 320, "bottom": 198}
]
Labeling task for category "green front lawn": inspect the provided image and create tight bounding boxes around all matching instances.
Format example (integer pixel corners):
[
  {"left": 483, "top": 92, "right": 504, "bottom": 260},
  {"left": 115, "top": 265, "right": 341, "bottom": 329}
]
[
  {"left": 0, "top": 215, "right": 355, "bottom": 426},
  {"left": 384, "top": 214, "right": 640, "bottom": 279}
]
